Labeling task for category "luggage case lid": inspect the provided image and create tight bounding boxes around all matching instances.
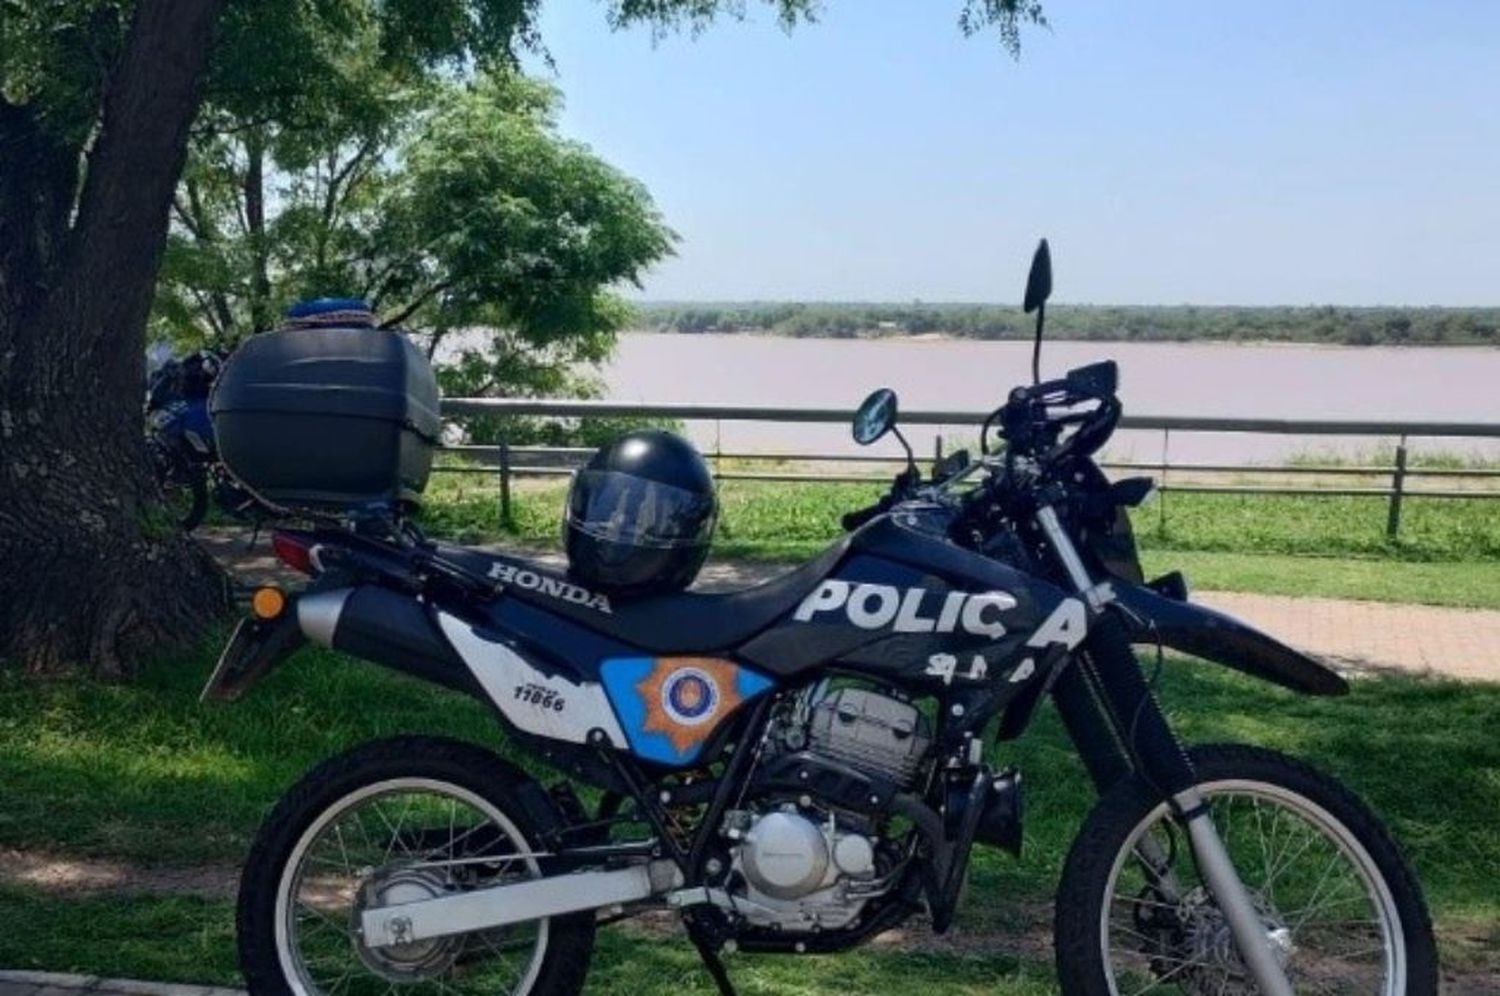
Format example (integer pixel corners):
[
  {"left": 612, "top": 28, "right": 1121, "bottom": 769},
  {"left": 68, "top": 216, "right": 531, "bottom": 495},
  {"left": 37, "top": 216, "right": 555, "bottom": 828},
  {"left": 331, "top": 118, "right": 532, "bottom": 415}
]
[{"left": 210, "top": 325, "right": 440, "bottom": 442}]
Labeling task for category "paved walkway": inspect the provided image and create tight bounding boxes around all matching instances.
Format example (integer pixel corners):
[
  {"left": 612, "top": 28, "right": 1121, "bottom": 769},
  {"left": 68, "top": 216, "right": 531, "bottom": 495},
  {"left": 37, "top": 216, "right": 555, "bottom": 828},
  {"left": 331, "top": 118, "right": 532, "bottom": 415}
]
[
  {"left": 1200, "top": 590, "right": 1500, "bottom": 682},
  {"left": 0, "top": 972, "right": 242, "bottom": 996},
  {"left": 199, "top": 528, "right": 1500, "bottom": 683}
]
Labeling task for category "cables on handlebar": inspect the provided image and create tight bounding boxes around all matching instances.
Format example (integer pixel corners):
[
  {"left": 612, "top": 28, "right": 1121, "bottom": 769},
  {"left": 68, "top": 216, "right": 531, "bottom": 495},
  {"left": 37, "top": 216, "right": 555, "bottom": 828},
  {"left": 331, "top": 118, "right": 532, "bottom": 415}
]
[{"left": 980, "top": 407, "right": 1001, "bottom": 456}]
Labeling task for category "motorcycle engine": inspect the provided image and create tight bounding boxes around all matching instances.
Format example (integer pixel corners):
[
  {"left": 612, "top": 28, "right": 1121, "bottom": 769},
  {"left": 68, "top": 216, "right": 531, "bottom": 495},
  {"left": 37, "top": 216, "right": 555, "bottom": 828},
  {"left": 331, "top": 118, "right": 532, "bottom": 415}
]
[
  {"left": 806, "top": 686, "right": 930, "bottom": 785},
  {"left": 719, "top": 686, "right": 932, "bottom": 932}
]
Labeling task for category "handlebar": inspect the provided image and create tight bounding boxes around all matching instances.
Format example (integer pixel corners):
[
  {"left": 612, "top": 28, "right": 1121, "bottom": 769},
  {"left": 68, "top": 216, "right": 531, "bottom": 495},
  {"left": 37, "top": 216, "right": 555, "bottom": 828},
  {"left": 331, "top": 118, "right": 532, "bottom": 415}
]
[
  {"left": 842, "top": 360, "right": 1123, "bottom": 534},
  {"left": 985, "top": 360, "right": 1121, "bottom": 465},
  {"left": 840, "top": 465, "right": 924, "bottom": 531},
  {"left": 841, "top": 504, "right": 884, "bottom": 531}
]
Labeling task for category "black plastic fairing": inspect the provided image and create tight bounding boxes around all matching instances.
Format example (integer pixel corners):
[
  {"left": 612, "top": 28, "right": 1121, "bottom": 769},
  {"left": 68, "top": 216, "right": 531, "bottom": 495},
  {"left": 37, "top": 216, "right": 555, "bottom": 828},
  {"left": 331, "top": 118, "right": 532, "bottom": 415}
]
[
  {"left": 1113, "top": 581, "right": 1348, "bottom": 696},
  {"left": 739, "top": 516, "right": 1074, "bottom": 679},
  {"left": 432, "top": 537, "right": 852, "bottom": 656}
]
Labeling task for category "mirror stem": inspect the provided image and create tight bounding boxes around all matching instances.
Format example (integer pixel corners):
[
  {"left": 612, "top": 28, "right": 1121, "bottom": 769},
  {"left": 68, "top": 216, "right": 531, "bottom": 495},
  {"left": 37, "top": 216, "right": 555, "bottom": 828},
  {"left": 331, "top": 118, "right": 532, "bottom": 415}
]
[
  {"left": 1031, "top": 302, "right": 1046, "bottom": 385},
  {"left": 891, "top": 425, "right": 917, "bottom": 478}
]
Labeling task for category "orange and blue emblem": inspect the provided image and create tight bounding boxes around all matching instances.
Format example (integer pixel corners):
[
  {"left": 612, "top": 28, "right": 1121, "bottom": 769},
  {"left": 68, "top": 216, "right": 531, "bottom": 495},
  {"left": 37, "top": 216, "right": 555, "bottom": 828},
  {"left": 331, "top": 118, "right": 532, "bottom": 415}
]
[{"left": 600, "top": 656, "right": 775, "bottom": 765}]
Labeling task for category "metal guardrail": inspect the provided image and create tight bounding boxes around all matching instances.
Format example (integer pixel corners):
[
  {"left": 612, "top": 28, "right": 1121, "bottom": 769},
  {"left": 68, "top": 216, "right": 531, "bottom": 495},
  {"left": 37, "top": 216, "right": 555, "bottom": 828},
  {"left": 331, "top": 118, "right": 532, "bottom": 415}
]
[{"left": 435, "top": 398, "right": 1500, "bottom": 538}]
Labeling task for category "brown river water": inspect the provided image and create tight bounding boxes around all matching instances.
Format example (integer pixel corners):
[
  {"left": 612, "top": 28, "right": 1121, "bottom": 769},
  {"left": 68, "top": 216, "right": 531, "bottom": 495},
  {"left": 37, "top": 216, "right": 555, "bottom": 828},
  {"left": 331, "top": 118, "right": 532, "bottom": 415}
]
[{"left": 600, "top": 333, "right": 1500, "bottom": 464}]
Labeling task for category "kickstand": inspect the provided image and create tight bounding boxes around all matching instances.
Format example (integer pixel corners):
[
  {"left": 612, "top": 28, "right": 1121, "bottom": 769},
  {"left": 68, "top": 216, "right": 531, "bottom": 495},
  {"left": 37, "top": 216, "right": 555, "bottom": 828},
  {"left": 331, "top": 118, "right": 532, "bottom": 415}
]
[{"left": 688, "top": 932, "right": 738, "bottom": 996}]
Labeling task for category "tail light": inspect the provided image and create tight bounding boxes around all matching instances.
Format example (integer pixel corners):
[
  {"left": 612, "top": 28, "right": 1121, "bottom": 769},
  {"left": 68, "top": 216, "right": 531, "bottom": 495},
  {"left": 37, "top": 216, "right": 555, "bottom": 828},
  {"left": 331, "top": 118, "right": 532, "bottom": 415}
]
[{"left": 271, "top": 531, "right": 318, "bottom": 575}]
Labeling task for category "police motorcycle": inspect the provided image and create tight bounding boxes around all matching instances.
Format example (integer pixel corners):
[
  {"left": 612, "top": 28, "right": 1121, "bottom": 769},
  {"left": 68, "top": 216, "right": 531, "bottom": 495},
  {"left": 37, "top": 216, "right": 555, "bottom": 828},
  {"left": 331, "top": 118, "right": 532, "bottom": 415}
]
[
  {"left": 206, "top": 247, "right": 1434, "bottom": 996},
  {"left": 146, "top": 348, "right": 238, "bottom": 530}
]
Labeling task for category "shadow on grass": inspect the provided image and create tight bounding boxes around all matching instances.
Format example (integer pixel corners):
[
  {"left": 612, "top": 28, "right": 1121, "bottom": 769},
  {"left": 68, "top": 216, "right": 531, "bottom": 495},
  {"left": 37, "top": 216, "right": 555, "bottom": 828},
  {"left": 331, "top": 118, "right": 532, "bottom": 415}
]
[
  {"left": 1, "top": 642, "right": 1496, "bottom": 924},
  {"left": 0, "top": 887, "right": 1057, "bottom": 995}
]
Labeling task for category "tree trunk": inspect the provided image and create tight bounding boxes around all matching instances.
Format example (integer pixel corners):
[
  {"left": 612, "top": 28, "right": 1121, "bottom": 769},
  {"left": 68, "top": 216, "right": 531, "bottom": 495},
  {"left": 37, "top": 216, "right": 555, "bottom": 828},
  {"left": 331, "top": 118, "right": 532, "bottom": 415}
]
[
  {"left": 244, "top": 130, "right": 273, "bottom": 334},
  {"left": 0, "top": 0, "right": 231, "bottom": 677}
]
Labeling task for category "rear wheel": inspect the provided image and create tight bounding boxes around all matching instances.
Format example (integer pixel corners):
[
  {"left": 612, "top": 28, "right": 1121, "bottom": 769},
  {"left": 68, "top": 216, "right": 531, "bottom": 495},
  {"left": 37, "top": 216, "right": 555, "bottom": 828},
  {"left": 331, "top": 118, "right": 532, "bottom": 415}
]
[
  {"left": 1055, "top": 744, "right": 1436, "bottom": 996},
  {"left": 238, "top": 737, "right": 595, "bottom": 996}
]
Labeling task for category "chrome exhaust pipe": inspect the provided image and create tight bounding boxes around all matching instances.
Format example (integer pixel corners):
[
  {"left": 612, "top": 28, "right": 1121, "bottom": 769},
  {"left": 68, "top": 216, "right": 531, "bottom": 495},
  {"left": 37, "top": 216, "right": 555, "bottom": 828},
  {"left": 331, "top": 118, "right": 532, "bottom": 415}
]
[{"left": 296, "top": 589, "right": 350, "bottom": 647}]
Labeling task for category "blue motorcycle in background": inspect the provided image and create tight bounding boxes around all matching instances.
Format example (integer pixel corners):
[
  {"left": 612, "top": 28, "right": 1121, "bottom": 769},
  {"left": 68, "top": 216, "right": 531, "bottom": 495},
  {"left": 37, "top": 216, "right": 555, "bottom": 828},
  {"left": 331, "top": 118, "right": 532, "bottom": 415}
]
[{"left": 146, "top": 348, "right": 256, "bottom": 530}]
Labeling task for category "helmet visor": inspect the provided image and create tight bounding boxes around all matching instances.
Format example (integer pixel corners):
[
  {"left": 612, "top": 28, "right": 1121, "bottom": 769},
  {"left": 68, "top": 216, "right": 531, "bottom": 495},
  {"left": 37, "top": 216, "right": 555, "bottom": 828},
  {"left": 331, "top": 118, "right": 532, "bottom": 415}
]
[{"left": 567, "top": 469, "right": 717, "bottom": 549}]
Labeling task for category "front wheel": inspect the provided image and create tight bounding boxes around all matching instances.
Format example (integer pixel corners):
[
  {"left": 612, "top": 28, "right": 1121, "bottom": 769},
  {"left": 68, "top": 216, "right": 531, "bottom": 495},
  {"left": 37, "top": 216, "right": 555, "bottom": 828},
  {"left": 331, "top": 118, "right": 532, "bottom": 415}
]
[
  {"left": 238, "top": 736, "right": 595, "bottom": 996},
  {"left": 1055, "top": 744, "right": 1436, "bottom": 996}
]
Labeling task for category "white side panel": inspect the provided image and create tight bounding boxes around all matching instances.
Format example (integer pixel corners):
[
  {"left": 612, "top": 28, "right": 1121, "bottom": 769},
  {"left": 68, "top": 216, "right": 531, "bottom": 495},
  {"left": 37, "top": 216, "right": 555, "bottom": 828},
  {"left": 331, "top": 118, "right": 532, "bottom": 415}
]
[{"left": 436, "top": 612, "right": 627, "bottom": 749}]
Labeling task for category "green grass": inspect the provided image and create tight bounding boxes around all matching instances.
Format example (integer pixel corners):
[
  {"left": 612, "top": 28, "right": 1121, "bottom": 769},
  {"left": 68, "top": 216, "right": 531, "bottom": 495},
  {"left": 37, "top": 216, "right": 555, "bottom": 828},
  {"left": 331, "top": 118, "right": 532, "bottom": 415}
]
[
  {"left": 1286, "top": 445, "right": 1500, "bottom": 471},
  {"left": 0, "top": 888, "right": 240, "bottom": 984},
  {"left": 423, "top": 472, "right": 1500, "bottom": 562},
  {"left": 1143, "top": 550, "right": 1500, "bottom": 609},
  {"left": 418, "top": 471, "right": 1500, "bottom": 607},
  {"left": 0, "top": 887, "right": 1057, "bottom": 994},
  {"left": 0, "top": 641, "right": 510, "bottom": 866},
  {"left": 0, "top": 645, "right": 1497, "bottom": 988}
]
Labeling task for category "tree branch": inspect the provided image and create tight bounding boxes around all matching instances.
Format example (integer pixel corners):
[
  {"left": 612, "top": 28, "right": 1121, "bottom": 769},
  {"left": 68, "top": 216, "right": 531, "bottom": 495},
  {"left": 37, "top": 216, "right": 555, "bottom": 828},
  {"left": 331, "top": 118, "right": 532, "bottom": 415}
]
[
  {"left": 60, "top": 0, "right": 226, "bottom": 372},
  {"left": 0, "top": 100, "right": 81, "bottom": 313},
  {"left": 379, "top": 280, "right": 453, "bottom": 329},
  {"left": 171, "top": 194, "right": 202, "bottom": 239},
  {"left": 322, "top": 134, "right": 380, "bottom": 238},
  {"left": 188, "top": 285, "right": 227, "bottom": 341},
  {"left": 175, "top": 175, "right": 237, "bottom": 339}
]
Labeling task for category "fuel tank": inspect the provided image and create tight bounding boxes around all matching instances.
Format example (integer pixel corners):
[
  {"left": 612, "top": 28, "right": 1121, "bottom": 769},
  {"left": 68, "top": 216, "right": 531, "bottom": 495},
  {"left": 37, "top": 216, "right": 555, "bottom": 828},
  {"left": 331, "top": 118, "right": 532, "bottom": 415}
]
[{"left": 739, "top": 514, "right": 1077, "bottom": 687}]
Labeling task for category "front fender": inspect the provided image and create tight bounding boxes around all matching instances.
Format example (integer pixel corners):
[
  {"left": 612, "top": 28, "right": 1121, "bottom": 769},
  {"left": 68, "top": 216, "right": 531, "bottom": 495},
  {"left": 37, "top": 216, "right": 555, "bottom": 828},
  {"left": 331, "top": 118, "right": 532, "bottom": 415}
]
[{"left": 1113, "top": 581, "right": 1348, "bottom": 696}]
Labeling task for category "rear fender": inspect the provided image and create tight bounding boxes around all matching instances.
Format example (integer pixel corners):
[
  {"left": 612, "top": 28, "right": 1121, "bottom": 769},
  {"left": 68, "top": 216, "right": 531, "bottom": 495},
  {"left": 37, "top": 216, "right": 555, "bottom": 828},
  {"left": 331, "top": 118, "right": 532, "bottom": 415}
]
[
  {"left": 1113, "top": 581, "right": 1347, "bottom": 696},
  {"left": 200, "top": 611, "right": 305, "bottom": 702}
]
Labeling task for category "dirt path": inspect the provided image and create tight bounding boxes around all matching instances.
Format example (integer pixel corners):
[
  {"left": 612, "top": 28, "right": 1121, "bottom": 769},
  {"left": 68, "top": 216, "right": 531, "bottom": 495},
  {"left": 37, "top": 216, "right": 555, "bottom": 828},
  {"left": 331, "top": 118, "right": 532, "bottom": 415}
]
[
  {"left": 200, "top": 528, "right": 1500, "bottom": 683},
  {"left": 0, "top": 849, "right": 237, "bottom": 900}
]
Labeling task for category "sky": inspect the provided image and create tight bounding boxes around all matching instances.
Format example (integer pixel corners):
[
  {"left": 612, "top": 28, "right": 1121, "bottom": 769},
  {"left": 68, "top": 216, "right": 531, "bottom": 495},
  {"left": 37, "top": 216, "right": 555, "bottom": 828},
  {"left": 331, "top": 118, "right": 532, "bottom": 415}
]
[{"left": 527, "top": 1, "right": 1500, "bottom": 306}]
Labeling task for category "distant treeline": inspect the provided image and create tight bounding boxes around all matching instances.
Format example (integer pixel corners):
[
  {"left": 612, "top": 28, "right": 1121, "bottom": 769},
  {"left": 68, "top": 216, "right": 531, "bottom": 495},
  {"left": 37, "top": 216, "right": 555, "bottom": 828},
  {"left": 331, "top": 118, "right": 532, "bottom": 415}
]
[{"left": 631, "top": 302, "right": 1500, "bottom": 346}]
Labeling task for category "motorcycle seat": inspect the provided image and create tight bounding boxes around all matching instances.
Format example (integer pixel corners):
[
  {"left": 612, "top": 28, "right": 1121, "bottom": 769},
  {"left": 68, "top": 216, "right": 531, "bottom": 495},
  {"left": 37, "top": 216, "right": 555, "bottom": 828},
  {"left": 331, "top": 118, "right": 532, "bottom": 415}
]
[{"left": 432, "top": 537, "right": 850, "bottom": 655}]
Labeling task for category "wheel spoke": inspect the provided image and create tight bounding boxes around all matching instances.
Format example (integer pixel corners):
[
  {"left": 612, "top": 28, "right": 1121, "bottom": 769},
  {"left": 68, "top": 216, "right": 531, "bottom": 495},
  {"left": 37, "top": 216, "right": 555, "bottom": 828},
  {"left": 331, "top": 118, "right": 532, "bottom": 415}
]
[
  {"left": 1100, "top": 777, "right": 1401, "bottom": 996},
  {"left": 277, "top": 780, "right": 548, "bottom": 996},
  {"left": 328, "top": 823, "right": 353, "bottom": 874},
  {"left": 1125, "top": 953, "right": 1200, "bottom": 996}
]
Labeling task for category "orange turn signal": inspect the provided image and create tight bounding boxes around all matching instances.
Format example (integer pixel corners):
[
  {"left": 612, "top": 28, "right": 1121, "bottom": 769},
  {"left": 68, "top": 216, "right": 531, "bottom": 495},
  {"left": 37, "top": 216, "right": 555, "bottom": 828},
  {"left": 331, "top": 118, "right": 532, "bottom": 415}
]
[{"left": 252, "top": 586, "right": 287, "bottom": 620}]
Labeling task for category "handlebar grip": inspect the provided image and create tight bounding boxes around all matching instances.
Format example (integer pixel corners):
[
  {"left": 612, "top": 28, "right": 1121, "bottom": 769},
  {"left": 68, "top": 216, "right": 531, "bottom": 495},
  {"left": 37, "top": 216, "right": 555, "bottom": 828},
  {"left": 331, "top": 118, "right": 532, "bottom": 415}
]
[{"left": 841, "top": 504, "right": 882, "bottom": 531}]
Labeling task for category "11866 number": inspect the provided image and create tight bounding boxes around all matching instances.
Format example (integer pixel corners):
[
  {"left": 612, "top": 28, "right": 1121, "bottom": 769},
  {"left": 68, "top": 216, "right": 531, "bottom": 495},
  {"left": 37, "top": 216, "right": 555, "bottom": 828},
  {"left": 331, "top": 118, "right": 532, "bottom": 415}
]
[{"left": 513, "top": 682, "right": 565, "bottom": 712}]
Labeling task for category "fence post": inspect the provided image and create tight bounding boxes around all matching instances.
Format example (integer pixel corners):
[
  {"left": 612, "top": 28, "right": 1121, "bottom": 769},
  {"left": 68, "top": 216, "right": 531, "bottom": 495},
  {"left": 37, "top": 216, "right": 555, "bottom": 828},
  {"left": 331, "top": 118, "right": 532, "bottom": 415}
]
[
  {"left": 498, "top": 439, "right": 513, "bottom": 530},
  {"left": 1386, "top": 435, "right": 1408, "bottom": 540},
  {"left": 1157, "top": 428, "right": 1170, "bottom": 536},
  {"left": 713, "top": 419, "right": 723, "bottom": 481},
  {"left": 933, "top": 433, "right": 944, "bottom": 475}
]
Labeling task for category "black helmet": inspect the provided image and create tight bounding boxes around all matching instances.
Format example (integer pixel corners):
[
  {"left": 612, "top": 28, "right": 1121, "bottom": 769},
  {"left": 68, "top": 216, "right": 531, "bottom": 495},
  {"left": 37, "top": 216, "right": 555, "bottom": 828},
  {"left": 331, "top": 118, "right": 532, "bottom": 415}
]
[{"left": 565, "top": 430, "right": 717, "bottom": 596}]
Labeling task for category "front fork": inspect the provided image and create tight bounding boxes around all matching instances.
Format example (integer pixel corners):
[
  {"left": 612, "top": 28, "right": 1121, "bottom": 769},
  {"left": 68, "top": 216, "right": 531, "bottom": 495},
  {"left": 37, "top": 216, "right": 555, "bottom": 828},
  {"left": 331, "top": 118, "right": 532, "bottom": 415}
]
[{"left": 1037, "top": 506, "right": 1295, "bottom": 996}]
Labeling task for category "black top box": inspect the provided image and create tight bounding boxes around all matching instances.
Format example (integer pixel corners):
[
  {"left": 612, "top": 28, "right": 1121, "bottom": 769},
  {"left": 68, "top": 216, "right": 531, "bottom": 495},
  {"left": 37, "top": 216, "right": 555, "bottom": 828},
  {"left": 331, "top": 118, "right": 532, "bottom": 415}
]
[{"left": 211, "top": 326, "right": 441, "bottom": 514}]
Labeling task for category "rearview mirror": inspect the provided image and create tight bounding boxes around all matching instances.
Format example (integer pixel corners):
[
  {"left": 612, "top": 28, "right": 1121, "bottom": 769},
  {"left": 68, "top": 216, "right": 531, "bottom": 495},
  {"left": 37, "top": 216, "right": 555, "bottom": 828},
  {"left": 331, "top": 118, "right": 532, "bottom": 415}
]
[
  {"left": 1066, "top": 360, "right": 1118, "bottom": 398},
  {"left": 852, "top": 388, "right": 898, "bottom": 446},
  {"left": 1023, "top": 238, "right": 1052, "bottom": 314}
]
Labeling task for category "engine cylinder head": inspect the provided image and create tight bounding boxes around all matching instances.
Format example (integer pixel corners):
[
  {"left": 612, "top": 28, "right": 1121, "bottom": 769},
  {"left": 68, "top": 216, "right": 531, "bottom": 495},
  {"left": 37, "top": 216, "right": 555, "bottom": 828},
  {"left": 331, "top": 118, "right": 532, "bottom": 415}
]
[{"left": 807, "top": 687, "right": 930, "bottom": 786}]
